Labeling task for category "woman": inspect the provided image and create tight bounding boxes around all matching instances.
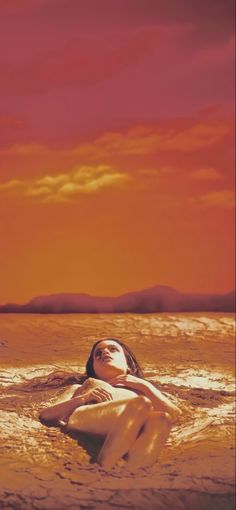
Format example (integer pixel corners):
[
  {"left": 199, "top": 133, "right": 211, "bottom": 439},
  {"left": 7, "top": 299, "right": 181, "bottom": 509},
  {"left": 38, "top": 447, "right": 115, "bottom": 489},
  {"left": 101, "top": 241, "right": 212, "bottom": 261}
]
[{"left": 39, "top": 338, "right": 181, "bottom": 470}]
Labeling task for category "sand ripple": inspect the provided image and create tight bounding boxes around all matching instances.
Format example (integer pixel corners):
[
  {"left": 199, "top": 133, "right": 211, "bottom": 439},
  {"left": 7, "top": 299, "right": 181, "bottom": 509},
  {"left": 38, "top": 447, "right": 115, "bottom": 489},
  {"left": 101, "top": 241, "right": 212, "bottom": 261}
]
[{"left": 0, "top": 313, "right": 235, "bottom": 510}]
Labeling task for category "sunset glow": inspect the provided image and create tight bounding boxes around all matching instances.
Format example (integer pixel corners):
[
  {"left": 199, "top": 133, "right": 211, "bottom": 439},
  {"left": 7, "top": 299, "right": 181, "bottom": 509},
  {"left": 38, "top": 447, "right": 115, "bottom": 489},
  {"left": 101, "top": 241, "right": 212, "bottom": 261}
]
[{"left": 0, "top": 0, "right": 235, "bottom": 303}]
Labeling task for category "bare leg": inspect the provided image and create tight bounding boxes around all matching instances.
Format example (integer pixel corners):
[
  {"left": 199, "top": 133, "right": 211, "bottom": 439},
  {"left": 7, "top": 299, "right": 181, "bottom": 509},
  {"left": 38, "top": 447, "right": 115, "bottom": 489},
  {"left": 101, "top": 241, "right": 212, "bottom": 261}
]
[
  {"left": 67, "top": 398, "right": 172, "bottom": 470},
  {"left": 67, "top": 397, "right": 138, "bottom": 436},
  {"left": 126, "top": 411, "right": 173, "bottom": 470},
  {"left": 97, "top": 396, "right": 152, "bottom": 469}
]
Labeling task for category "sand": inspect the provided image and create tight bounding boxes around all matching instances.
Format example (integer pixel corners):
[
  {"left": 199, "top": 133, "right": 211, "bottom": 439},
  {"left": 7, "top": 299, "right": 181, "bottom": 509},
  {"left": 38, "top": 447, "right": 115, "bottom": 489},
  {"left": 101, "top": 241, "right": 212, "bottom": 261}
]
[{"left": 0, "top": 313, "right": 235, "bottom": 510}]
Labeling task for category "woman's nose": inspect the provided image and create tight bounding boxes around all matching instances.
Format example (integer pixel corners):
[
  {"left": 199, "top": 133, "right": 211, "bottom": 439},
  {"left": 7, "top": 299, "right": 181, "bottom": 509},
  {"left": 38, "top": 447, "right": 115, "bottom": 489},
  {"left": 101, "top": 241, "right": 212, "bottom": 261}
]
[{"left": 101, "top": 348, "right": 110, "bottom": 358}]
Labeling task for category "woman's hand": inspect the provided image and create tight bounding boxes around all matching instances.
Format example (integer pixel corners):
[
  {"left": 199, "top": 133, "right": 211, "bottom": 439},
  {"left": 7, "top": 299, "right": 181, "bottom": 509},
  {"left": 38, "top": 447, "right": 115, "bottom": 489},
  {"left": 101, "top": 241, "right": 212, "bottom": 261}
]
[
  {"left": 108, "top": 374, "right": 148, "bottom": 393},
  {"left": 74, "top": 378, "right": 114, "bottom": 404},
  {"left": 109, "top": 375, "right": 181, "bottom": 420},
  {"left": 80, "top": 388, "right": 113, "bottom": 404}
]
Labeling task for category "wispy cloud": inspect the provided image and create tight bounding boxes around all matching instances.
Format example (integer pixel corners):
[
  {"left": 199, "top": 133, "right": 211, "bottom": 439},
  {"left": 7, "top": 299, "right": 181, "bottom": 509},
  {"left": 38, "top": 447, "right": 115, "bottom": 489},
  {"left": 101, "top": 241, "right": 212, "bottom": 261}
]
[
  {"left": 0, "top": 165, "right": 130, "bottom": 203},
  {"left": 0, "top": 179, "right": 23, "bottom": 189},
  {"left": 193, "top": 190, "right": 235, "bottom": 209},
  {"left": 0, "top": 114, "right": 232, "bottom": 162},
  {"left": 189, "top": 167, "right": 224, "bottom": 181},
  {"left": 73, "top": 117, "right": 231, "bottom": 159}
]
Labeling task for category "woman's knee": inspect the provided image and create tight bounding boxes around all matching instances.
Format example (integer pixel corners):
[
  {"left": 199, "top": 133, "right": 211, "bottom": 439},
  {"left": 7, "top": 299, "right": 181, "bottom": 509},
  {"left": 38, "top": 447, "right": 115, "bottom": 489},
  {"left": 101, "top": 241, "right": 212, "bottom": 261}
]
[
  {"left": 126, "top": 395, "right": 152, "bottom": 416},
  {"left": 150, "top": 411, "right": 173, "bottom": 429},
  {"left": 161, "top": 412, "right": 173, "bottom": 426}
]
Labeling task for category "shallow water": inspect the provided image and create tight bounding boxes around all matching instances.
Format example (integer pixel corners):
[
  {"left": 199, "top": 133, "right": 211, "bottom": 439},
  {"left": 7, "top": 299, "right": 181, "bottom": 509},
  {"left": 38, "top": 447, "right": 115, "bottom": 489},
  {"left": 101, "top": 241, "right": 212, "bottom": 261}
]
[{"left": 0, "top": 313, "right": 235, "bottom": 510}]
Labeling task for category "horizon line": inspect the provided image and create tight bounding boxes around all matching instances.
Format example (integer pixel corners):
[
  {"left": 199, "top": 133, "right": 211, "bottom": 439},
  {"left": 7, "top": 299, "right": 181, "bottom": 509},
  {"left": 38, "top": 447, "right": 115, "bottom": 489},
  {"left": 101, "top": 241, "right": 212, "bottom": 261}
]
[{"left": 0, "top": 285, "right": 235, "bottom": 308}]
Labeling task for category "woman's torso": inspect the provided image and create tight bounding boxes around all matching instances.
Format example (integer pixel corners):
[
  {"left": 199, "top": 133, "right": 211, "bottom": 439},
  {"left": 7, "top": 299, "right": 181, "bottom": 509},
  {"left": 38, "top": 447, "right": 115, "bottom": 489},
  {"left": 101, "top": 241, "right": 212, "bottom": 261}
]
[
  {"left": 72, "top": 383, "right": 140, "bottom": 404},
  {"left": 108, "top": 386, "right": 139, "bottom": 401}
]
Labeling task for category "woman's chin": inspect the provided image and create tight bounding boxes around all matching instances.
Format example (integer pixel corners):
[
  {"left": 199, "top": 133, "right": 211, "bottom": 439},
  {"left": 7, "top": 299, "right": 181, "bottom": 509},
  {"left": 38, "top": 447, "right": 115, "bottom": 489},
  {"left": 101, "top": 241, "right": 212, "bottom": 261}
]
[{"left": 97, "top": 366, "right": 126, "bottom": 381}]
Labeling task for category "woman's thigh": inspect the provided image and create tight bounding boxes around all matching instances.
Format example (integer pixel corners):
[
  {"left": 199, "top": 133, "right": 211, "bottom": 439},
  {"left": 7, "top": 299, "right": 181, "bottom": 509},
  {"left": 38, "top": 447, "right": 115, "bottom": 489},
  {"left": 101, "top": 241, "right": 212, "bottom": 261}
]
[{"left": 67, "top": 398, "right": 131, "bottom": 436}]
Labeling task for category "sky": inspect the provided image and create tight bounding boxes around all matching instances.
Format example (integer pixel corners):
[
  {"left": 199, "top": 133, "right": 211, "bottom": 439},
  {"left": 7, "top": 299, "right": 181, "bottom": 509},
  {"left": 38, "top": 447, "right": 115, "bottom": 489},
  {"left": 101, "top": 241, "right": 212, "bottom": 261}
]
[{"left": 0, "top": 0, "right": 235, "bottom": 303}]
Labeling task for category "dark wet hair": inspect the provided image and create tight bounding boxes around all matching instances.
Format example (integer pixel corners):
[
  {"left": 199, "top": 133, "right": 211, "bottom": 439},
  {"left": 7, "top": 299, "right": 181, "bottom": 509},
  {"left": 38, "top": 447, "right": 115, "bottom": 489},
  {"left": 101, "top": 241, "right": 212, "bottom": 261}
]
[
  {"left": 7, "top": 339, "right": 143, "bottom": 394},
  {"left": 85, "top": 337, "right": 144, "bottom": 379}
]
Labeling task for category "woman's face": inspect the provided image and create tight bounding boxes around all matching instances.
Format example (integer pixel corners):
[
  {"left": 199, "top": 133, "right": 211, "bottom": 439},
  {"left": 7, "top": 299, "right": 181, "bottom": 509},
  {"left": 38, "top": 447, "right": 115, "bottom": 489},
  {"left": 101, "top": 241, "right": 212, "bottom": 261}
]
[{"left": 92, "top": 340, "right": 128, "bottom": 381}]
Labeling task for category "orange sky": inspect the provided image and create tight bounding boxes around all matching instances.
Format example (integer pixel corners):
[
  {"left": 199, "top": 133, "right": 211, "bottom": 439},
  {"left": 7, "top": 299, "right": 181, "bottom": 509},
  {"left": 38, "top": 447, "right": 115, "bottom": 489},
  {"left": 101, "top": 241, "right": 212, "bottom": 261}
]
[{"left": 0, "top": 1, "right": 235, "bottom": 303}]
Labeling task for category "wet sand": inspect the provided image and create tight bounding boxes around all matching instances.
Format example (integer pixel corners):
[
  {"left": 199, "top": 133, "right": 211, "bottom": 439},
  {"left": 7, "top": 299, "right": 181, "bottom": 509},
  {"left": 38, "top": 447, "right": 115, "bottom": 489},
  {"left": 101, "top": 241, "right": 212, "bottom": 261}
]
[{"left": 0, "top": 313, "right": 235, "bottom": 510}]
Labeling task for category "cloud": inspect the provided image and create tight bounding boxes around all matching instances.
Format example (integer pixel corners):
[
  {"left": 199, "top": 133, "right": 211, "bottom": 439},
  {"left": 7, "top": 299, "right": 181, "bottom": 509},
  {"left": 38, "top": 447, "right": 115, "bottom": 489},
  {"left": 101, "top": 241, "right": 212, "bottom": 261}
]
[
  {"left": 73, "top": 117, "right": 232, "bottom": 159},
  {"left": 2, "top": 114, "right": 231, "bottom": 168},
  {"left": 0, "top": 165, "right": 130, "bottom": 203},
  {"left": 0, "top": 179, "right": 23, "bottom": 189},
  {"left": 0, "top": 112, "right": 233, "bottom": 191},
  {"left": 36, "top": 174, "right": 69, "bottom": 186},
  {"left": 190, "top": 168, "right": 224, "bottom": 181},
  {"left": 194, "top": 190, "right": 235, "bottom": 209}
]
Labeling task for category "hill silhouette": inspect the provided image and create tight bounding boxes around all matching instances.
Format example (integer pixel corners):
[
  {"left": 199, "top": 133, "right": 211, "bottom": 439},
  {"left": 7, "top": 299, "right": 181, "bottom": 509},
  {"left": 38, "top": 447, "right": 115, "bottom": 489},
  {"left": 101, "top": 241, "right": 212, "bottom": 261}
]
[{"left": 0, "top": 286, "right": 234, "bottom": 313}]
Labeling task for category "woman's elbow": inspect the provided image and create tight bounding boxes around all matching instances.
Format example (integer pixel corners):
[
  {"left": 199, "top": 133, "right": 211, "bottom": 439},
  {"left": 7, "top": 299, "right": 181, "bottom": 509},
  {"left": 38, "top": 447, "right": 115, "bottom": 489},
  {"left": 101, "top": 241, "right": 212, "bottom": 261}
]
[{"left": 39, "top": 408, "right": 53, "bottom": 423}]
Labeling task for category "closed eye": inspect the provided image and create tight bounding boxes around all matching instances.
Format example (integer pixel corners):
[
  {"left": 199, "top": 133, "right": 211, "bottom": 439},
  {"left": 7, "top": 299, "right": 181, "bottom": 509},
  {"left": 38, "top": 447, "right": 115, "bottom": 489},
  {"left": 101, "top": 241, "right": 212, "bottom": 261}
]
[
  {"left": 94, "top": 346, "right": 120, "bottom": 358},
  {"left": 94, "top": 349, "right": 102, "bottom": 358}
]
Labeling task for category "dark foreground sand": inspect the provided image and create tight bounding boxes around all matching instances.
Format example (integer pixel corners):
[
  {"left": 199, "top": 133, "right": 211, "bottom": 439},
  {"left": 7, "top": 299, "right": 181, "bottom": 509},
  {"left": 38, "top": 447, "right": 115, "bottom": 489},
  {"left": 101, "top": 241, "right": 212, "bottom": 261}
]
[{"left": 0, "top": 313, "right": 235, "bottom": 510}]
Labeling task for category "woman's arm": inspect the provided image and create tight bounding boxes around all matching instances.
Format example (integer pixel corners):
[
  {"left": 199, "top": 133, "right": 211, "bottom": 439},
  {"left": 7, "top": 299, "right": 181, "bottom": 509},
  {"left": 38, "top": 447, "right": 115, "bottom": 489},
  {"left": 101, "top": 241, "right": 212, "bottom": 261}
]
[
  {"left": 39, "top": 379, "right": 114, "bottom": 424},
  {"left": 39, "top": 385, "right": 83, "bottom": 423},
  {"left": 138, "top": 380, "right": 182, "bottom": 420},
  {"left": 109, "top": 375, "right": 182, "bottom": 421},
  {"left": 39, "top": 395, "right": 84, "bottom": 423}
]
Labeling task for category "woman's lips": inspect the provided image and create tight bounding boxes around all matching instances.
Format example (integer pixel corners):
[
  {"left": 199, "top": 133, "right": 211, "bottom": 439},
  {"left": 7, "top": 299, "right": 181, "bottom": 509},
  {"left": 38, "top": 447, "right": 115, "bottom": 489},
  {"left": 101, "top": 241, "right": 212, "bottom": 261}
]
[{"left": 102, "top": 356, "right": 113, "bottom": 364}]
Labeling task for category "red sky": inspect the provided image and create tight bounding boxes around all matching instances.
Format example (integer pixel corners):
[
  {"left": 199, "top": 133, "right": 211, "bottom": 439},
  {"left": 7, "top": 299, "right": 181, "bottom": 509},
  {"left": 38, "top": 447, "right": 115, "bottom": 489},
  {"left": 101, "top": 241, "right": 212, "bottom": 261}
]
[{"left": 0, "top": 0, "right": 235, "bottom": 303}]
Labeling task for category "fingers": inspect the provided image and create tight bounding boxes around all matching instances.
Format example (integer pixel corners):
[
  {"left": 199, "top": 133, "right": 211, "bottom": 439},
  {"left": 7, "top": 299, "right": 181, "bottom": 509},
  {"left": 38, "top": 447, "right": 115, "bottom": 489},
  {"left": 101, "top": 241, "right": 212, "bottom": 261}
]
[
  {"left": 73, "top": 386, "right": 86, "bottom": 397},
  {"left": 109, "top": 375, "right": 126, "bottom": 385},
  {"left": 91, "top": 388, "right": 113, "bottom": 402},
  {"left": 78, "top": 381, "right": 114, "bottom": 403},
  {"left": 99, "top": 388, "right": 113, "bottom": 400}
]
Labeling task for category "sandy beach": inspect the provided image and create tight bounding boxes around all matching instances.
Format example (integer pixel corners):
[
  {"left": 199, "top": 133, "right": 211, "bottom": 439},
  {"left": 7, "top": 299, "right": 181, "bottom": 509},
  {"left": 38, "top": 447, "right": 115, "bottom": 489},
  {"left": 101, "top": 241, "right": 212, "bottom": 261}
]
[{"left": 0, "top": 313, "right": 235, "bottom": 510}]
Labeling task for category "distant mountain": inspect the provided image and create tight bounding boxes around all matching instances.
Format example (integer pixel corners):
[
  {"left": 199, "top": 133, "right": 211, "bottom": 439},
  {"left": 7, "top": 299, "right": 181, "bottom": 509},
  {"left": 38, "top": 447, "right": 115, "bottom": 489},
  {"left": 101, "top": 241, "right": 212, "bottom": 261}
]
[{"left": 0, "top": 286, "right": 235, "bottom": 313}]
